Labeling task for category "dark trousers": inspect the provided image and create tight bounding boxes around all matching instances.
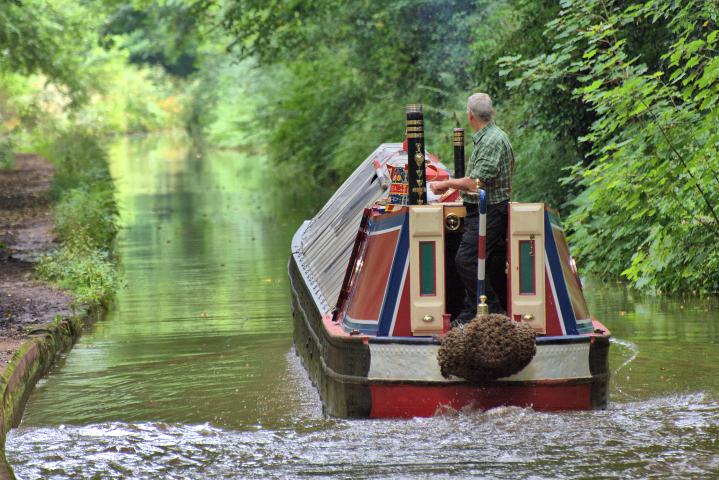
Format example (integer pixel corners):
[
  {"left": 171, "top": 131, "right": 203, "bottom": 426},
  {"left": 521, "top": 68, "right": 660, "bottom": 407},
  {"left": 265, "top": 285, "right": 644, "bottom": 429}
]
[{"left": 455, "top": 201, "right": 508, "bottom": 315}]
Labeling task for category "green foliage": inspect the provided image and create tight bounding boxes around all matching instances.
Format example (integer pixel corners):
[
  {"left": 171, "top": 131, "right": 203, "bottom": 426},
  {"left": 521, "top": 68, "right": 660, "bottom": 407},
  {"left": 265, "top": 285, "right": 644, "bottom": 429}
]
[
  {"left": 36, "top": 247, "right": 120, "bottom": 307},
  {"left": 258, "top": 49, "right": 402, "bottom": 177},
  {"left": 101, "top": 0, "right": 215, "bottom": 77},
  {"left": 0, "top": 0, "right": 100, "bottom": 104},
  {"left": 54, "top": 187, "right": 119, "bottom": 251},
  {"left": 501, "top": 98, "right": 579, "bottom": 208},
  {"left": 47, "top": 130, "right": 114, "bottom": 196},
  {"left": 204, "top": 66, "right": 264, "bottom": 149},
  {"left": 0, "top": 135, "right": 14, "bottom": 170},
  {"left": 183, "top": 57, "right": 265, "bottom": 148},
  {"left": 219, "top": 0, "right": 570, "bottom": 190},
  {"left": 75, "top": 47, "right": 183, "bottom": 134},
  {"left": 36, "top": 130, "right": 120, "bottom": 306},
  {"left": 502, "top": 0, "right": 719, "bottom": 292},
  {"left": 0, "top": 73, "right": 40, "bottom": 167},
  {"left": 0, "top": 2, "right": 184, "bottom": 144},
  {"left": 223, "top": 0, "right": 476, "bottom": 162}
]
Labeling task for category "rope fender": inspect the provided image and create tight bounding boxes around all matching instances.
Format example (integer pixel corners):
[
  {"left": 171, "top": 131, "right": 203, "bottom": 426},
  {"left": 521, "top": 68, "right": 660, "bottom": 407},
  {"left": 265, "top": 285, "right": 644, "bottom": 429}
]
[{"left": 437, "top": 313, "right": 536, "bottom": 383}]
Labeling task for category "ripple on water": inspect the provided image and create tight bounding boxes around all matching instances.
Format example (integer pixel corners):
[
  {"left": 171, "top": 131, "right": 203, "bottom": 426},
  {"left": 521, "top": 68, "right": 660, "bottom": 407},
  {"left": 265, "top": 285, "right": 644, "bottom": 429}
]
[{"left": 8, "top": 393, "right": 719, "bottom": 480}]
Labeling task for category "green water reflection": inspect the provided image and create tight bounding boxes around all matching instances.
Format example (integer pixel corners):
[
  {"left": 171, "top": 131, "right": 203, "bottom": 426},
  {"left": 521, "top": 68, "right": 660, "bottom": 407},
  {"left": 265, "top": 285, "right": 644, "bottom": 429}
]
[
  {"left": 20, "top": 133, "right": 325, "bottom": 428},
  {"left": 588, "top": 280, "right": 719, "bottom": 402}
]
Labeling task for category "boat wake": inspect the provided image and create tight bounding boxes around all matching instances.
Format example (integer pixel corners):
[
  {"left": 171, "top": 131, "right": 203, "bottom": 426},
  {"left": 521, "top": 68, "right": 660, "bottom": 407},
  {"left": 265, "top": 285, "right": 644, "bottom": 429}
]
[
  {"left": 7, "top": 391, "right": 719, "bottom": 479},
  {"left": 611, "top": 337, "right": 639, "bottom": 375},
  {"left": 609, "top": 337, "right": 640, "bottom": 401}
]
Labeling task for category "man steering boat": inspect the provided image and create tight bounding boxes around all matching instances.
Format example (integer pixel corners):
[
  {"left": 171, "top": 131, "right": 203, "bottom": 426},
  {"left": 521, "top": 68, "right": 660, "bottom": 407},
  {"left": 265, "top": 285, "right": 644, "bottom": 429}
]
[{"left": 430, "top": 93, "right": 515, "bottom": 322}]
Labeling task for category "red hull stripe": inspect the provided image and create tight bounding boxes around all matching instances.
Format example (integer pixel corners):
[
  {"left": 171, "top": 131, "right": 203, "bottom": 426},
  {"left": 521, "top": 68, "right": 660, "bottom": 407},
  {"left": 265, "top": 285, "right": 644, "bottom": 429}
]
[
  {"left": 369, "top": 383, "right": 592, "bottom": 418},
  {"left": 478, "top": 236, "right": 486, "bottom": 263}
]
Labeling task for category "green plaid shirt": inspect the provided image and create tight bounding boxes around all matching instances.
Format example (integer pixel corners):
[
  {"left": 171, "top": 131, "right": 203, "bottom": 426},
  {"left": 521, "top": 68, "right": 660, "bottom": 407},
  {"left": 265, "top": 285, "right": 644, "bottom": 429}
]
[{"left": 461, "top": 122, "right": 514, "bottom": 205}]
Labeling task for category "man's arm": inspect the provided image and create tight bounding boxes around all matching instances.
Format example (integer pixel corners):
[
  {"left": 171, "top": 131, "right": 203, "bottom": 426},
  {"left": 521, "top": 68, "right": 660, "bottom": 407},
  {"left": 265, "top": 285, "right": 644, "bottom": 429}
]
[
  {"left": 429, "top": 176, "right": 483, "bottom": 195},
  {"left": 432, "top": 136, "right": 504, "bottom": 195}
]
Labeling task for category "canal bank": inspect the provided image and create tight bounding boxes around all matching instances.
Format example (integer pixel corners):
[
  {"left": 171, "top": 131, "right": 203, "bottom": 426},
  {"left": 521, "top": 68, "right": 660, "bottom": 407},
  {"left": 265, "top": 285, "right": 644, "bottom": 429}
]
[
  {"left": 0, "top": 150, "right": 117, "bottom": 479},
  {"left": 0, "top": 305, "right": 102, "bottom": 479},
  {"left": 0, "top": 155, "right": 73, "bottom": 366}
]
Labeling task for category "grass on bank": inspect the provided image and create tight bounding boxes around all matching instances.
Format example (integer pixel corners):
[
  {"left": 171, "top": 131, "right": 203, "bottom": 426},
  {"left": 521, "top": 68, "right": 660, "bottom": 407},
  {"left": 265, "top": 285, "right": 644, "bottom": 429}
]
[
  {"left": 0, "top": 136, "right": 14, "bottom": 170},
  {"left": 36, "top": 130, "right": 121, "bottom": 307}
]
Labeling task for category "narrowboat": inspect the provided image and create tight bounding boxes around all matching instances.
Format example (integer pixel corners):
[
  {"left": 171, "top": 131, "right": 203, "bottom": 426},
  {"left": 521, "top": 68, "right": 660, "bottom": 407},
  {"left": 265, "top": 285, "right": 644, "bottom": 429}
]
[{"left": 289, "top": 105, "right": 610, "bottom": 418}]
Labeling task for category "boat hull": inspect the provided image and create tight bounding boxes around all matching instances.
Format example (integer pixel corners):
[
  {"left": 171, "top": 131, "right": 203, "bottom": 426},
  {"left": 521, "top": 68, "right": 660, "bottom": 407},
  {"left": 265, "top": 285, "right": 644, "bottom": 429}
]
[{"left": 290, "top": 256, "right": 610, "bottom": 419}]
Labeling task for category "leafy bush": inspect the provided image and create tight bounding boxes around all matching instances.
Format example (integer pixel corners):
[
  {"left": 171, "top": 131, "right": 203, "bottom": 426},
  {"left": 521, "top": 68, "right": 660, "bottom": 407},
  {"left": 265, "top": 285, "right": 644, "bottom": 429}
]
[
  {"left": 495, "top": 98, "right": 581, "bottom": 213},
  {"left": 54, "top": 187, "right": 118, "bottom": 250},
  {"left": 0, "top": 135, "right": 14, "bottom": 170},
  {"left": 37, "top": 130, "right": 120, "bottom": 306},
  {"left": 0, "top": 0, "right": 94, "bottom": 102},
  {"left": 36, "top": 247, "right": 119, "bottom": 307},
  {"left": 501, "top": 0, "right": 719, "bottom": 293},
  {"left": 47, "top": 130, "right": 114, "bottom": 196}
]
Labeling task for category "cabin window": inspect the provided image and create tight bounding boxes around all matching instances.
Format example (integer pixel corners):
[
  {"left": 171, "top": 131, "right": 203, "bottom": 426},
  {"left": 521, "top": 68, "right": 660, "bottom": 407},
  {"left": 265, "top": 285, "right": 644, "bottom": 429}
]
[
  {"left": 419, "top": 241, "right": 436, "bottom": 296},
  {"left": 519, "top": 239, "right": 536, "bottom": 295}
]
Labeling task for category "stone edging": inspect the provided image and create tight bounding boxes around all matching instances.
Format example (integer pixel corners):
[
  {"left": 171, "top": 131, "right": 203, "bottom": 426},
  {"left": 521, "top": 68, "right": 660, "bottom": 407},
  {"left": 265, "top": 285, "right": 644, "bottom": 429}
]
[{"left": 0, "top": 307, "right": 100, "bottom": 479}]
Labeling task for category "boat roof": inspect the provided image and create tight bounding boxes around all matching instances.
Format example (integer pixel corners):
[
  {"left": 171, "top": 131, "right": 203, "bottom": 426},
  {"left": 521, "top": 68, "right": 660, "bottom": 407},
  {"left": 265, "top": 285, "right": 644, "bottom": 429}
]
[{"left": 291, "top": 143, "right": 409, "bottom": 314}]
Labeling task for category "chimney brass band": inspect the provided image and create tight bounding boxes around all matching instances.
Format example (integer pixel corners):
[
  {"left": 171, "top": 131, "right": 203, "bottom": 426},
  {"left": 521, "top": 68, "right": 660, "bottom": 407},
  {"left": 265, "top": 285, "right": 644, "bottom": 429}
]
[
  {"left": 453, "top": 127, "right": 465, "bottom": 179},
  {"left": 453, "top": 128, "right": 464, "bottom": 146},
  {"left": 406, "top": 104, "right": 427, "bottom": 205}
]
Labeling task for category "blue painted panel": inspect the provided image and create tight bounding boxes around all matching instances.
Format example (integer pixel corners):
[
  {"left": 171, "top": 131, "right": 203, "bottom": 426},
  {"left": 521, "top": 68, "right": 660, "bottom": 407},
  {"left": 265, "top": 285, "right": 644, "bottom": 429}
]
[
  {"left": 377, "top": 212, "right": 410, "bottom": 336},
  {"left": 544, "top": 212, "right": 578, "bottom": 335}
]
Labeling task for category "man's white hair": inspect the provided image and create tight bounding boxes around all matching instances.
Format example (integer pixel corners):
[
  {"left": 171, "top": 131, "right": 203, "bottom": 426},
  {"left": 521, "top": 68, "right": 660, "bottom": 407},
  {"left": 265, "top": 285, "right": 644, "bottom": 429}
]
[{"left": 467, "top": 93, "right": 495, "bottom": 122}]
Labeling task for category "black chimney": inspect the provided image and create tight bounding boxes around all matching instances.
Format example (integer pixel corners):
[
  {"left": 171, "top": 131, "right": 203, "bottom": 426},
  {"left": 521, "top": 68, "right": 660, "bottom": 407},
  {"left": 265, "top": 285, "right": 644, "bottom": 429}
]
[{"left": 406, "top": 104, "right": 427, "bottom": 205}]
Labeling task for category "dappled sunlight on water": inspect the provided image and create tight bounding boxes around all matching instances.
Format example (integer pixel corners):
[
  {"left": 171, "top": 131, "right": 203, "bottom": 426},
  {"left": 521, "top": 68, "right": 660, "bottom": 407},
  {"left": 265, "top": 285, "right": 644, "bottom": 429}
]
[{"left": 6, "top": 133, "right": 719, "bottom": 478}]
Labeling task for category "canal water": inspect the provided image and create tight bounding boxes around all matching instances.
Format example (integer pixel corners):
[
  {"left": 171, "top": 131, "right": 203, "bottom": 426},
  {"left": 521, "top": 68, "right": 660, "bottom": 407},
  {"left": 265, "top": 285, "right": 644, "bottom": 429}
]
[{"left": 7, "top": 134, "right": 719, "bottom": 479}]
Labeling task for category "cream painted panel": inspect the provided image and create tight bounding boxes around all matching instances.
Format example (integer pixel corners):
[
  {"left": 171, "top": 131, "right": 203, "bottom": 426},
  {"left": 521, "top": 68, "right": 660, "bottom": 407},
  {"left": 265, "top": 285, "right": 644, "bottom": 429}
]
[
  {"left": 510, "top": 203, "right": 546, "bottom": 334},
  {"left": 409, "top": 206, "right": 445, "bottom": 335},
  {"left": 511, "top": 203, "right": 544, "bottom": 235},
  {"left": 367, "top": 342, "right": 592, "bottom": 382},
  {"left": 411, "top": 205, "right": 444, "bottom": 237}
]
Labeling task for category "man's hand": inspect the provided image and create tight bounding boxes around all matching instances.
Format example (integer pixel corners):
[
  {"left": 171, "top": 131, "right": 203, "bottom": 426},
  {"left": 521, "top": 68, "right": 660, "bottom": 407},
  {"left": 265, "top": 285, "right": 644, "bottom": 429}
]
[{"left": 430, "top": 180, "right": 450, "bottom": 195}]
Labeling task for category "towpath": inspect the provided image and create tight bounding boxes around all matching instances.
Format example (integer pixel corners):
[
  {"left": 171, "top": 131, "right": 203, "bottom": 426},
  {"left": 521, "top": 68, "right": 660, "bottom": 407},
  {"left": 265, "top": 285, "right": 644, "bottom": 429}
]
[{"left": 0, "top": 154, "right": 72, "bottom": 371}]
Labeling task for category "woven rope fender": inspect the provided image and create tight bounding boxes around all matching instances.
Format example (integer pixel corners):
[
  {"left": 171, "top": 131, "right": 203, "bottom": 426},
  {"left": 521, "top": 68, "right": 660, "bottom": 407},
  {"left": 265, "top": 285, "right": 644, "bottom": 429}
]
[{"left": 437, "top": 314, "right": 536, "bottom": 383}]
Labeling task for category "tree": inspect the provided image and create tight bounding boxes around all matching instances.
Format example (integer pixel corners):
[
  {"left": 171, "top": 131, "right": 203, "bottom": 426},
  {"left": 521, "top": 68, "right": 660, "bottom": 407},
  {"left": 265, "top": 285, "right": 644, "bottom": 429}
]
[
  {"left": 0, "top": 0, "right": 98, "bottom": 102},
  {"left": 100, "top": 0, "right": 217, "bottom": 77},
  {"left": 501, "top": 0, "right": 719, "bottom": 292}
]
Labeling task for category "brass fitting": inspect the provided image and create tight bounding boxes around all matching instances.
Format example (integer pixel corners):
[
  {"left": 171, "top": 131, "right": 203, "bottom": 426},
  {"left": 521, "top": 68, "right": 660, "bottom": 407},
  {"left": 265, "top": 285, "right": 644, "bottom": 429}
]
[{"left": 477, "top": 294, "right": 489, "bottom": 317}]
